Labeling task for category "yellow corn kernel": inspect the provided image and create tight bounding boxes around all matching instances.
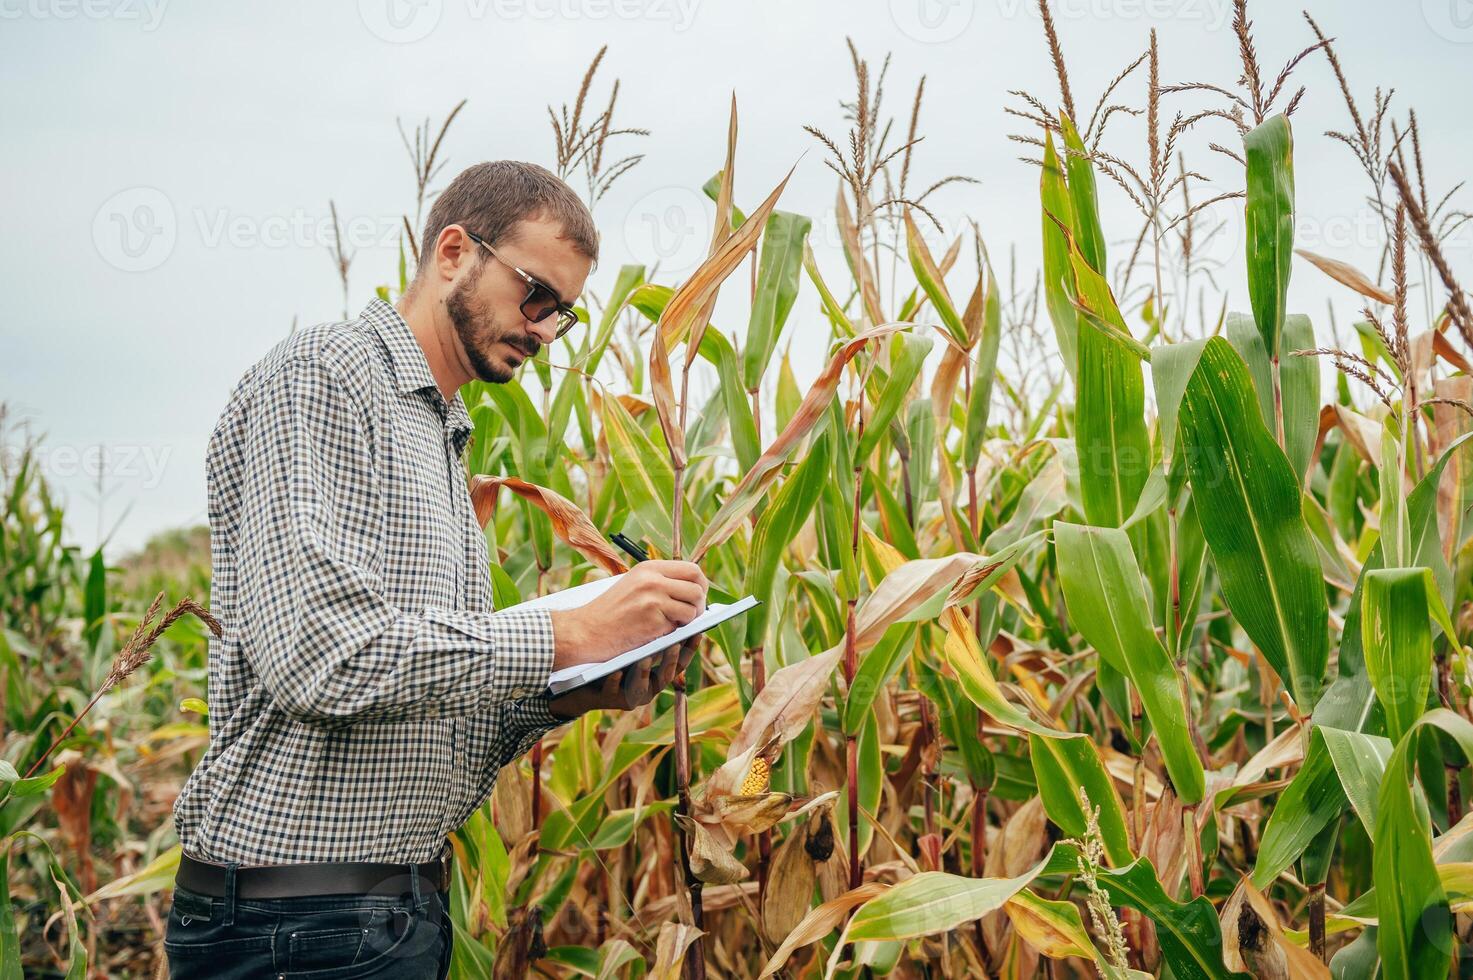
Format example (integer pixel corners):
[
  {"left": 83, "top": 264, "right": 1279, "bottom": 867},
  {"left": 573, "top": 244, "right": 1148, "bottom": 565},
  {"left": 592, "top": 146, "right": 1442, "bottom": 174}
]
[{"left": 740, "top": 756, "right": 771, "bottom": 795}]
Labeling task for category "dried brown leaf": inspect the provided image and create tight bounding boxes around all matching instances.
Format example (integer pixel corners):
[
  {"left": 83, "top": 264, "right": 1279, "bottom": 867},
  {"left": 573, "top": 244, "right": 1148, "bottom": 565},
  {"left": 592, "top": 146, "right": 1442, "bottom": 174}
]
[
  {"left": 1295, "top": 248, "right": 1396, "bottom": 306},
  {"left": 1219, "top": 876, "right": 1329, "bottom": 979},
  {"left": 756, "top": 881, "right": 890, "bottom": 978},
  {"left": 675, "top": 814, "right": 749, "bottom": 885},
  {"left": 649, "top": 921, "right": 705, "bottom": 980},
  {"left": 469, "top": 475, "right": 630, "bottom": 576}
]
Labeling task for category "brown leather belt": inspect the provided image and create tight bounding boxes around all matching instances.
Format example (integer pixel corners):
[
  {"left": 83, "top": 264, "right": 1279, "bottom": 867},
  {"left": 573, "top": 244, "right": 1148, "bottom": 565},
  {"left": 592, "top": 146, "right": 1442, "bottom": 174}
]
[{"left": 176, "top": 840, "right": 453, "bottom": 899}]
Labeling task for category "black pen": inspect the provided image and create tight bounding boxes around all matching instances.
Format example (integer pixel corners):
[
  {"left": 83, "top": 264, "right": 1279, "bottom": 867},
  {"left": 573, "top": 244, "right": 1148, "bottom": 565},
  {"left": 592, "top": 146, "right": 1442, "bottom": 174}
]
[
  {"left": 610, "top": 532, "right": 649, "bottom": 565},
  {"left": 609, "top": 533, "right": 741, "bottom": 605}
]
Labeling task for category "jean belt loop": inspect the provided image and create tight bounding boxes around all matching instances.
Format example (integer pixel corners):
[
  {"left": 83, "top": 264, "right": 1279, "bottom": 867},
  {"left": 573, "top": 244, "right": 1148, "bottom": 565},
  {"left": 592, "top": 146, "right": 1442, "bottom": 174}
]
[
  {"left": 221, "top": 862, "right": 239, "bottom": 927},
  {"left": 409, "top": 858, "right": 423, "bottom": 909}
]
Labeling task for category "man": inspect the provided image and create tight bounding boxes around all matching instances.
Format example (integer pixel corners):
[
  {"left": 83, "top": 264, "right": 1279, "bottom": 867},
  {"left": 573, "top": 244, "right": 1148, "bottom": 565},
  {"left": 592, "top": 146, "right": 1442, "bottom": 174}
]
[{"left": 165, "top": 161, "right": 707, "bottom": 978}]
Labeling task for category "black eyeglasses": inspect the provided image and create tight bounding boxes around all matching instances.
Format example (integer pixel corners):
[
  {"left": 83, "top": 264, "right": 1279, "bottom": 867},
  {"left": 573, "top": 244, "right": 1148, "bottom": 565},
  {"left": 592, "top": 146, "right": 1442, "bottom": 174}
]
[{"left": 463, "top": 229, "right": 580, "bottom": 339}]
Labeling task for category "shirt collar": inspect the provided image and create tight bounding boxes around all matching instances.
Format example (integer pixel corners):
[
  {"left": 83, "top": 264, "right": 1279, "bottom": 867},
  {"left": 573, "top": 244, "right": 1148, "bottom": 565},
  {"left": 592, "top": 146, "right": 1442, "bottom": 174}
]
[{"left": 360, "top": 297, "right": 474, "bottom": 452}]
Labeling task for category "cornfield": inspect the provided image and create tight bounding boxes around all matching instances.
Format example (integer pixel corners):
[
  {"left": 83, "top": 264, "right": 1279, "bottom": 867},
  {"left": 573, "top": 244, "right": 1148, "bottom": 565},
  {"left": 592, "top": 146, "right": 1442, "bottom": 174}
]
[{"left": 7, "top": 1, "right": 1473, "bottom": 976}]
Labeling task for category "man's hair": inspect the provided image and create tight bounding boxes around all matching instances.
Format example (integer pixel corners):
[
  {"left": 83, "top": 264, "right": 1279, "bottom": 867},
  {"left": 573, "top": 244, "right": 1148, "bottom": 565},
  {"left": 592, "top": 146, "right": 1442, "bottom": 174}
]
[{"left": 417, "top": 161, "right": 598, "bottom": 276}]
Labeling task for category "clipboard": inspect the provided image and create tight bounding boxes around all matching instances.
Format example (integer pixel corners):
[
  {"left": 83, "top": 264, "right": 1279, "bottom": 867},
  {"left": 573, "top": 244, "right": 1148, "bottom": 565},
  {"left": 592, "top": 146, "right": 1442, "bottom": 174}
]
[{"left": 510, "top": 572, "right": 759, "bottom": 695}]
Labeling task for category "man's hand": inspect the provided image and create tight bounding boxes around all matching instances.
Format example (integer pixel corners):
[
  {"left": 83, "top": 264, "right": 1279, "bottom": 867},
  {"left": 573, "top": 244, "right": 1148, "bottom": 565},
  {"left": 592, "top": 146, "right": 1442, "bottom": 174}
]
[
  {"left": 548, "top": 561, "right": 708, "bottom": 672},
  {"left": 548, "top": 635, "right": 699, "bottom": 719}
]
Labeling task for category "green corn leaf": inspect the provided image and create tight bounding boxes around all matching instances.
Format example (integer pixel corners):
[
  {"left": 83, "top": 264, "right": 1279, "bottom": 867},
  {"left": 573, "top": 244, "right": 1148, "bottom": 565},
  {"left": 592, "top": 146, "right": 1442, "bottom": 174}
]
[
  {"left": 1040, "top": 133, "right": 1079, "bottom": 379},
  {"left": 818, "top": 474, "right": 860, "bottom": 602},
  {"left": 1330, "top": 927, "right": 1380, "bottom": 979},
  {"left": 1316, "top": 726, "right": 1393, "bottom": 836},
  {"left": 1170, "top": 495, "right": 1210, "bottom": 655},
  {"left": 843, "top": 623, "right": 917, "bottom": 734},
  {"left": 1378, "top": 420, "right": 1412, "bottom": 569},
  {"left": 871, "top": 474, "right": 919, "bottom": 560},
  {"left": 845, "top": 853, "right": 1057, "bottom": 942},
  {"left": 1060, "top": 218, "right": 1150, "bottom": 527},
  {"left": 775, "top": 350, "right": 802, "bottom": 432},
  {"left": 743, "top": 211, "right": 811, "bottom": 391},
  {"left": 1362, "top": 567, "right": 1436, "bottom": 745},
  {"left": 1373, "top": 709, "right": 1473, "bottom": 980},
  {"left": 481, "top": 380, "right": 550, "bottom": 479},
  {"left": 963, "top": 255, "right": 1004, "bottom": 471},
  {"left": 857, "top": 333, "right": 932, "bottom": 461},
  {"left": 1150, "top": 338, "right": 1210, "bottom": 470},
  {"left": 709, "top": 325, "right": 762, "bottom": 474},
  {"left": 1075, "top": 849, "right": 1251, "bottom": 980},
  {"left": 1254, "top": 431, "right": 1473, "bottom": 884},
  {"left": 803, "top": 240, "right": 856, "bottom": 338},
  {"left": 1224, "top": 312, "right": 1319, "bottom": 482},
  {"left": 1178, "top": 336, "right": 1327, "bottom": 710},
  {"left": 2, "top": 763, "right": 65, "bottom": 799},
  {"left": 543, "top": 365, "right": 582, "bottom": 471},
  {"left": 1252, "top": 705, "right": 1353, "bottom": 888},
  {"left": 1054, "top": 522, "right": 1205, "bottom": 802},
  {"left": 904, "top": 210, "right": 968, "bottom": 347},
  {"left": 1029, "top": 733, "right": 1133, "bottom": 866},
  {"left": 83, "top": 549, "right": 105, "bottom": 653},
  {"left": 1, "top": 840, "right": 19, "bottom": 980},
  {"left": 1059, "top": 112, "right": 1106, "bottom": 274},
  {"left": 599, "top": 392, "right": 683, "bottom": 556},
  {"left": 856, "top": 713, "right": 882, "bottom": 858},
  {"left": 1243, "top": 114, "right": 1295, "bottom": 358},
  {"left": 744, "top": 430, "right": 832, "bottom": 649}
]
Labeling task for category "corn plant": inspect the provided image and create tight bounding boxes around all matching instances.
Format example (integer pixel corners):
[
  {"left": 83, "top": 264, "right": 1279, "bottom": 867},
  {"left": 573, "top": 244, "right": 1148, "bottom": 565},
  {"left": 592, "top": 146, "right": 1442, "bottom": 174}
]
[{"left": 8, "top": 1, "right": 1473, "bottom": 977}]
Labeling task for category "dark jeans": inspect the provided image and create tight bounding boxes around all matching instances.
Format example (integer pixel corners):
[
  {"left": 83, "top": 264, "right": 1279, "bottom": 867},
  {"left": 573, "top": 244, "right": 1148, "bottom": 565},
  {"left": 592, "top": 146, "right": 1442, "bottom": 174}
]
[{"left": 164, "top": 861, "right": 452, "bottom": 978}]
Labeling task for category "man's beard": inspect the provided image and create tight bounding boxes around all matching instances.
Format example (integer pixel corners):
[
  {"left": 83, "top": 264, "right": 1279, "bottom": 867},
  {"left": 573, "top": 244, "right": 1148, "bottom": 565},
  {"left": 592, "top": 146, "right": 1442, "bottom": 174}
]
[{"left": 446, "top": 264, "right": 536, "bottom": 384}]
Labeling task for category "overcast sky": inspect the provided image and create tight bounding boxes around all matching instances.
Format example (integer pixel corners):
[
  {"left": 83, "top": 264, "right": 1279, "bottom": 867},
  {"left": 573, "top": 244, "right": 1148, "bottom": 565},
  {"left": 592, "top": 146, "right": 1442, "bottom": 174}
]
[{"left": 3, "top": 0, "right": 1471, "bottom": 557}]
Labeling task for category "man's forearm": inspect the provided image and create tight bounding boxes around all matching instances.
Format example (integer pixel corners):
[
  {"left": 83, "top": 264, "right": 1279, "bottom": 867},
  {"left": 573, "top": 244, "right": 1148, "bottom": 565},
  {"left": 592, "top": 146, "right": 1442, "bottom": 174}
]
[{"left": 249, "top": 604, "right": 557, "bottom": 729}]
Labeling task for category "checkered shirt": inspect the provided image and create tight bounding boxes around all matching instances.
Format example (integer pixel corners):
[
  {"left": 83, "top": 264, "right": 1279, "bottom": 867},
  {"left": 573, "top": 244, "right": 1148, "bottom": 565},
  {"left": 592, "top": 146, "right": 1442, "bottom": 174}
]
[{"left": 173, "top": 298, "right": 565, "bottom": 866}]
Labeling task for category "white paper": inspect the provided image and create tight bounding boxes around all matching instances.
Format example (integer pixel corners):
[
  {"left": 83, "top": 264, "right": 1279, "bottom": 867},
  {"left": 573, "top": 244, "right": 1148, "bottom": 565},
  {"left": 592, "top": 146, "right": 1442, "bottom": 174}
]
[
  {"left": 511, "top": 574, "right": 758, "bottom": 695},
  {"left": 514, "top": 573, "right": 625, "bottom": 612}
]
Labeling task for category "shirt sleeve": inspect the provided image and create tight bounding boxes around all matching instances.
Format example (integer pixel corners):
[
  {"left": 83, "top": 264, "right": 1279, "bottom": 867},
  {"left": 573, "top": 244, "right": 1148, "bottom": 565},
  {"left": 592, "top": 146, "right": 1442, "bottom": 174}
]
[
  {"left": 233, "top": 354, "right": 556, "bottom": 730},
  {"left": 494, "top": 696, "right": 568, "bottom": 769}
]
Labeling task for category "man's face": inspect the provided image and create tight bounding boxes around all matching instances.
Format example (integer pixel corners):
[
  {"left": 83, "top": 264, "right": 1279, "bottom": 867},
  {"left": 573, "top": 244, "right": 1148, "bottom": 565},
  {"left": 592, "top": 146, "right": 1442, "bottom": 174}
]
[{"left": 445, "top": 214, "right": 593, "bottom": 384}]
